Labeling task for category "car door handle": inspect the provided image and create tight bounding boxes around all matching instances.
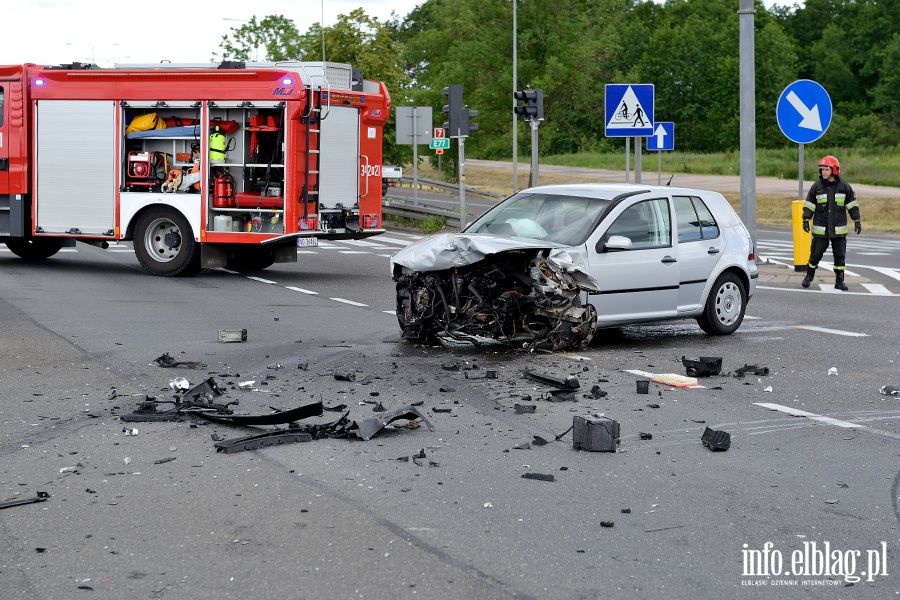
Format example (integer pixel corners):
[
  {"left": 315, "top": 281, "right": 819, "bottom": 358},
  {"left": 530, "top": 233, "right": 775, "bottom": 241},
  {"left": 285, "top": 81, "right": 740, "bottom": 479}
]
[
  {"left": 661, "top": 256, "right": 677, "bottom": 264},
  {"left": 707, "top": 247, "right": 721, "bottom": 255}
]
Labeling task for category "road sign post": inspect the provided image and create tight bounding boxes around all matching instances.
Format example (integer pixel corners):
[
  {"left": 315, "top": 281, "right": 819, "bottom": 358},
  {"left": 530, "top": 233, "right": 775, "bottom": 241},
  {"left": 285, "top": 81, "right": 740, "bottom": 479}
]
[
  {"left": 646, "top": 122, "right": 674, "bottom": 185},
  {"left": 777, "top": 79, "right": 833, "bottom": 198},
  {"left": 605, "top": 84, "right": 654, "bottom": 182}
]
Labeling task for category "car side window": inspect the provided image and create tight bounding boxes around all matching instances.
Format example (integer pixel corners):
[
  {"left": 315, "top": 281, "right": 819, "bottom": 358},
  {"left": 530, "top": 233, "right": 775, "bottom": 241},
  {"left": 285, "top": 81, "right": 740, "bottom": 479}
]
[
  {"left": 674, "top": 195, "right": 719, "bottom": 242},
  {"left": 606, "top": 198, "right": 671, "bottom": 250}
]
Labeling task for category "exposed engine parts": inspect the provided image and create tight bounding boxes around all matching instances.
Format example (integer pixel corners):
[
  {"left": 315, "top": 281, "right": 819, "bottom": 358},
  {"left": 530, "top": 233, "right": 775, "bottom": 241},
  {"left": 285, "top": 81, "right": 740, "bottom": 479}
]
[{"left": 395, "top": 250, "right": 598, "bottom": 351}]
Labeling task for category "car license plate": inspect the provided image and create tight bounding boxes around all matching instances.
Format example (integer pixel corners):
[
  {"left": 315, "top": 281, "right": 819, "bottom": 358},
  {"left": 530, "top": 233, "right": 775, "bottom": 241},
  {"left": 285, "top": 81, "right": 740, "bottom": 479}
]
[{"left": 297, "top": 237, "right": 318, "bottom": 247}]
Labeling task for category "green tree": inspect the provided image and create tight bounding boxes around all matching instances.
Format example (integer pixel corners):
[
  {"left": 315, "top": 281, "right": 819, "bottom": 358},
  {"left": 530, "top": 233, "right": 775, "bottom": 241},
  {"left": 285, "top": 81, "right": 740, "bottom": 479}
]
[{"left": 214, "top": 15, "right": 302, "bottom": 62}]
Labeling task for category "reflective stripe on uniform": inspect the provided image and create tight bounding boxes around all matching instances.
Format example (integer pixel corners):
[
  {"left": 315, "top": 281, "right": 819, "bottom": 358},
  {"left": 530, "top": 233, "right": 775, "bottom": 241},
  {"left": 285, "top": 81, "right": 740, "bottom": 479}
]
[
  {"left": 835, "top": 225, "right": 849, "bottom": 235},
  {"left": 833, "top": 265, "right": 846, "bottom": 271},
  {"left": 804, "top": 200, "right": 816, "bottom": 211},
  {"left": 816, "top": 193, "right": 828, "bottom": 204},
  {"left": 846, "top": 199, "right": 859, "bottom": 210},
  {"left": 812, "top": 225, "right": 826, "bottom": 235},
  {"left": 835, "top": 193, "right": 846, "bottom": 207}
]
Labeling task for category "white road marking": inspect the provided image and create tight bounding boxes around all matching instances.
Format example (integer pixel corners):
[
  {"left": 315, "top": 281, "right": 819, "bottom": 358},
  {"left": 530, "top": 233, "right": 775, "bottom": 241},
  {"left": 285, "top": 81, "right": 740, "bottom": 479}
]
[
  {"left": 246, "top": 276, "right": 277, "bottom": 285},
  {"left": 754, "top": 402, "right": 861, "bottom": 428},
  {"left": 743, "top": 315, "right": 761, "bottom": 320},
  {"left": 382, "top": 310, "right": 395, "bottom": 315},
  {"left": 793, "top": 325, "right": 868, "bottom": 337},
  {"left": 861, "top": 283, "right": 892, "bottom": 295},
  {"left": 285, "top": 286, "right": 319, "bottom": 295},
  {"left": 858, "top": 252, "right": 890, "bottom": 256},
  {"left": 757, "top": 285, "right": 898, "bottom": 296},
  {"left": 297, "top": 250, "right": 319, "bottom": 254},
  {"left": 330, "top": 297, "right": 368, "bottom": 307},
  {"left": 374, "top": 236, "right": 421, "bottom": 246},
  {"left": 338, "top": 251, "right": 371, "bottom": 255}
]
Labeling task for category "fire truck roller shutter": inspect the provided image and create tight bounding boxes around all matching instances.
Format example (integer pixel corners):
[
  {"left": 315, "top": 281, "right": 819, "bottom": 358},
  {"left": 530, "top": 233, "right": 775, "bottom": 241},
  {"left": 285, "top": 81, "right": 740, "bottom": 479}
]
[
  {"left": 318, "top": 105, "right": 360, "bottom": 211},
  {"left": 35, "top": 100, "right": 116, "bottom": 235}
]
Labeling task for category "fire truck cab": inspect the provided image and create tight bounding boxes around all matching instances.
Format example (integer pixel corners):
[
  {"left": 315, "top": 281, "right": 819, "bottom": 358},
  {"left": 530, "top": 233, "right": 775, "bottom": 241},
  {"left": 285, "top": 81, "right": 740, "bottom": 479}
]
[{"left": 0, "top": 61, "right": 390, "bottom": 276}]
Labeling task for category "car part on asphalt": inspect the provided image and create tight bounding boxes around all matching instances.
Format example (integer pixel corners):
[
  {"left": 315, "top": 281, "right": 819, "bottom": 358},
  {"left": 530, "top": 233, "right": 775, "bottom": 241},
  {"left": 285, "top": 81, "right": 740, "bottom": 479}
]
[
  {"left": 352, "top": 405, "right": 434, "bottom": 441},
  {"left": 523, "top": 370, "right": 580, "bottom": 389},
  {"left": 194, "top": 401, "right": 324, "bottom": 426},
  {"left": 218, "top": 329, "right": 248, "bottom": 343},
  {"left": 701, "top": 427, "right": 732, "bottom": 451},
  {"left": 636, "top": 379, "right": 650, "bottom": 394},
  {"left": 880, "top": 385, "right": 899, "bottom": 396},
  {"left": 333, "top": 370, "right": 356, "bottom": 382},
  {"left": 573, "top": 415, "right": 620, "bottom": 452},
  {"left": 515, "top": 403, "right": 536, "bottom": 414},
  {"left": 681, "top": 356, "right": 723, "bottom": 377},
  {"left": 521, "top": 472, "right": 556, "bottom": 482},
  {"left": 733, "top": 364, "right": 769, "bottom": 378},
  {"left": 153, "top": 352, "right": 208, "bottom": 369},
  {"left": 0, "top": 492, "right": 50, "bottom": 510}
]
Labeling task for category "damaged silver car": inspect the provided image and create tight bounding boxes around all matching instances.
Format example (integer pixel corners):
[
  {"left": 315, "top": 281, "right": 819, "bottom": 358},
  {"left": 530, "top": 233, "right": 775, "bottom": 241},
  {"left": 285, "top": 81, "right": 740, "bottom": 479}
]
[{"left": 390, "top": 183, "right": 758, "bottom": 350}]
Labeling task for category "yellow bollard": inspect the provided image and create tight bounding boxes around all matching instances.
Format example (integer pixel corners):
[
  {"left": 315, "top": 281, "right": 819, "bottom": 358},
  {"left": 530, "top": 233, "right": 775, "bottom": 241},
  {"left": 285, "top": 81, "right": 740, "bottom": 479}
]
[{"left": 792, "top": 200, "right": 811, "bottom": 271}]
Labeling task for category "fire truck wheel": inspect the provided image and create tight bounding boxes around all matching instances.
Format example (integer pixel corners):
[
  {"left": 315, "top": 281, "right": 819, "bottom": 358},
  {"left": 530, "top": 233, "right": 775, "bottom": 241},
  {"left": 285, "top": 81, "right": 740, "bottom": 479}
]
[
  {"left": 5, "top": 238, "right": 63, "bottom": 259},
  {"left": 134, "top": 208, "right": 201, "bottom": 276},
  {"left": 225, "top": 246, "right": 276, "bottom": 272}
]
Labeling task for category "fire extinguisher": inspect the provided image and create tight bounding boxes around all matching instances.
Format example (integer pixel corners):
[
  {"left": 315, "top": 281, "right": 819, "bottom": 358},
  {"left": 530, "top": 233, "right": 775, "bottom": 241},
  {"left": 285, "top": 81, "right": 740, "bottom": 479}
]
[{"left": 213, "top": 169, "right": 235, "bottom": 208}]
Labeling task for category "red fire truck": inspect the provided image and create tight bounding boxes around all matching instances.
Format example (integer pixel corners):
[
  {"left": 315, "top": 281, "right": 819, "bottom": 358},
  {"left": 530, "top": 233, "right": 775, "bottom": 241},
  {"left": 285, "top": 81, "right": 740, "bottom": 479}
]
[{"left": 0, "top": 60, "right": 390, "bottom": 275}]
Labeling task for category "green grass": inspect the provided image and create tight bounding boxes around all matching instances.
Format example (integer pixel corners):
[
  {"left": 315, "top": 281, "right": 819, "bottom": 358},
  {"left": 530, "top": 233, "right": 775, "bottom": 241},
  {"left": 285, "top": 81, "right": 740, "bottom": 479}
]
[{"left": 541, "top": 147, "right": 900, "bottom": 187}]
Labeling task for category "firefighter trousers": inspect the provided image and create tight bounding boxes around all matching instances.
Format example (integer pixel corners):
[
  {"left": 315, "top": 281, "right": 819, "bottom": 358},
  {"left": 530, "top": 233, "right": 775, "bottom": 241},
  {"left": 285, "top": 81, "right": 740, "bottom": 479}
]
[{"left": 808, "top": 236, "right": 847, "bottom": 270}]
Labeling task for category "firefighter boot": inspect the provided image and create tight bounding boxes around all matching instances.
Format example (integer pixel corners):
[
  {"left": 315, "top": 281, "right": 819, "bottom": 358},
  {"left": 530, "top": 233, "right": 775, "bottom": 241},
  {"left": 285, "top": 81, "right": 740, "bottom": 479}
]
[
  {"left": 801, "top": 267, "right": 816, "bottom": 288},
  {"left": 834, "top": 270, "right": 848, "bottom": 291}
]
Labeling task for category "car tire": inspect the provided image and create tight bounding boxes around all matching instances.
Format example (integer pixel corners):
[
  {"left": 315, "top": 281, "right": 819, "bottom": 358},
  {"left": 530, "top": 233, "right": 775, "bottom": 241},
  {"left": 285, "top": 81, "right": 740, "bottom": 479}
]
[
  {"left": 697, "top": 272, "right": 746, "bottom": 335},
  {"left": 5, "top": 238, "right": 63, "bottom": 259},
  {"left": 134, "top": 208, "right": 201, "bottom": 277}
]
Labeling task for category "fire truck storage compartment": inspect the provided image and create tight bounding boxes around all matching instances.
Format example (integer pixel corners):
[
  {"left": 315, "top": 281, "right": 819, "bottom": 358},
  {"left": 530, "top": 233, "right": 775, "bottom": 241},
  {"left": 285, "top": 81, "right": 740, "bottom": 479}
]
[
  {"left": 318, "top": 105, "right": 360, "bottom": 230},
  {"left": 36, "top": 100, "right": 116, "bottom": 235},
  {"left": 123, "top": 101, "right": 287, "bottom": 235}
]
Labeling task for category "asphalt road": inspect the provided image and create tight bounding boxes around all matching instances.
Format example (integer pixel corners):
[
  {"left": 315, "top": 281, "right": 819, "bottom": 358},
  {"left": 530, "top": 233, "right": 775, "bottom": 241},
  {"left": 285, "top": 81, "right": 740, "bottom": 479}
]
[{"left": 1, "top": 235, "right": 898, "bottom": 599}]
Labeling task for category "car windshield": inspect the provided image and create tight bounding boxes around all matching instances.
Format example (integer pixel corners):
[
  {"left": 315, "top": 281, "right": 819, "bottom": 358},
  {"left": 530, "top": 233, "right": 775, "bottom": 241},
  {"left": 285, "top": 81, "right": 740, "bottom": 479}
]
[{"left": 465, "top": 192, "right": 610, "bottom": 246}]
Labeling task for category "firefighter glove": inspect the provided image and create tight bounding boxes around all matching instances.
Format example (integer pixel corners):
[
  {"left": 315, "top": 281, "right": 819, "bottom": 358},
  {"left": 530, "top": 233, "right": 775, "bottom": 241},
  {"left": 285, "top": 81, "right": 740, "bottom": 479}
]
[
  {"left": 854, "top": 220, "right": 862, "bottom": 235},
  {"left": 802, "top": 220, "right": 810, "bottom": 233}
]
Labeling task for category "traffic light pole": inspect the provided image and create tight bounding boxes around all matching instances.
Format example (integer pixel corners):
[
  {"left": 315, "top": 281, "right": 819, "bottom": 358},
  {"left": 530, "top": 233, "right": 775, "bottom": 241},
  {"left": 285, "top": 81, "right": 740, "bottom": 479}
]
[
  {"left": 458, "top": 133, "right": 467, "bottom": 230},
  {"left": 530, "top": 120, "right": 540, "bottom": 187}
]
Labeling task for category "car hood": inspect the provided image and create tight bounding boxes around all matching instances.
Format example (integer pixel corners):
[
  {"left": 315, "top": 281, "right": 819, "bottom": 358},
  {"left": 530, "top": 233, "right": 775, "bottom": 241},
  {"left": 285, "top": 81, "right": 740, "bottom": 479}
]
[{"left": 390, "top": 233, "right": 600, "bottom": 291}]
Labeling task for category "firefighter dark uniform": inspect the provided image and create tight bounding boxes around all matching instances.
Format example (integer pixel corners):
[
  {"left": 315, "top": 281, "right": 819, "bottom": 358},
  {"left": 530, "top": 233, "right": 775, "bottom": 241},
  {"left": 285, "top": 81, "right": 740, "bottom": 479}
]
[{"left": 801, "top": 155, "right": 861, "bottom": 291}]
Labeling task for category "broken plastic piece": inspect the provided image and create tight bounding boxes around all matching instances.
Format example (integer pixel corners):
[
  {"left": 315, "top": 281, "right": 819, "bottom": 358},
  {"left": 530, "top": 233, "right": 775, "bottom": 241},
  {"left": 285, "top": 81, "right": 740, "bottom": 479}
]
[
  {"left": 195, "top": 402, "right": 323, "bottom": 426},
  {"left": 524, "top": 370, "right": 580, "bottom": 389},
  {"left": 733, "top": 364, "right": 769, "bottom": 378},
  {"left": 636, "top": 379, "right": 650, "bottom": 394},
  {"left": 352, "top": 405, "right": 434, "bottom": 441},
  {"left": 218, "top": 329, "right": 248, "bottom": 343},
  {"left": 880, "top": 385, "right": 899, "bottom": 396},
  {"left": 153, "top": 352, "right": 207, "bottom": 369},
  {"left": 334, "top": 370, "right": 356, "bottom": 382},
  {"left": 123, "top": 428, "right": 138, "bottom": 436},
  {"left": 521, "top": 472, "right": 555, "bottom": 481},
  {"left": 215, "top": 431, "right": 313, "bottom": 453},
  {"left": 588, "top": 385, "right": 608, "bottom": 399},
  {"left": 638, "top": 432, "right": 653, "bottom": 440},
  {"left": 182, "top": 377, "right": 224, "bottom": 402},
  {"left": 573, "top": 415, "right": 619, "bottom": 452},
  {"left": 681, "top": 356, "right": 722, "bottom": 377},
  {"left": 600, "top": 521, "right": 615, "bottom": 528},
  {"left": 545, "top": 389, "right": 577, "bottom": 402},
  {"left": 0, "top": 491, "right": 50, "bottom": 510},
  {"left": 169, "top": 377, "right": 190, "bottom": 391},
  {"left": 701, "top": 426, "right": 731, "bottom": 451},
  {"left": 827, "top": 367, "right": 838, "bottom": 376},
  {"left": 515, "top": 404, "right": 536, "bottom": 414}
]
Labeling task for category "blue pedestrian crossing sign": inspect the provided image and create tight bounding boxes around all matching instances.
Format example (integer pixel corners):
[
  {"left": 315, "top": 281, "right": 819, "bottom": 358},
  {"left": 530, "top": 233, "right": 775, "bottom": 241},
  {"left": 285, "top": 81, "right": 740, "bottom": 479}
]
[
  {"left": 646, "top": 122, "right": 674, "bottom": 151},
  {"left": 605, "top": 84, "right": 654, "bottom": 137},
  {"left": 777, "top": 79, "right": 832, "bottom": 144}
]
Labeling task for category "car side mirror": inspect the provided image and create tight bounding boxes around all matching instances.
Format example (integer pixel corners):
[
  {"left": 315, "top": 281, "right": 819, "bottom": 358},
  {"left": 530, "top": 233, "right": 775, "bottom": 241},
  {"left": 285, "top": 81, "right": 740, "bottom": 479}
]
[{"left": 597, "top": 235, "right": 632, "bottom": 253}]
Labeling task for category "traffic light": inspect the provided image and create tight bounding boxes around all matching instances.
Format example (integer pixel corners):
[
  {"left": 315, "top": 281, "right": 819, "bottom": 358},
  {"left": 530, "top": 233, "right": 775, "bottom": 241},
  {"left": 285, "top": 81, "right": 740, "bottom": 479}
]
[
  {"left": 461, "top": 108, "right": 479, "bottom": 136},
  {"left": 442, "top": 84, "right": 463, "bottom": 137},
  {"left": 513, "top": 89, "right": 544, "bottom": 121}
]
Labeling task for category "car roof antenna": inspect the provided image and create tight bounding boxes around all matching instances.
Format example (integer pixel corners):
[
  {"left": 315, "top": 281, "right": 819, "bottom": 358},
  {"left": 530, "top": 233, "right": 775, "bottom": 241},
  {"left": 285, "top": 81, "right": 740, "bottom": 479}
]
[{"left": 665, "top": 153, "right": 687, "bottom": 186}]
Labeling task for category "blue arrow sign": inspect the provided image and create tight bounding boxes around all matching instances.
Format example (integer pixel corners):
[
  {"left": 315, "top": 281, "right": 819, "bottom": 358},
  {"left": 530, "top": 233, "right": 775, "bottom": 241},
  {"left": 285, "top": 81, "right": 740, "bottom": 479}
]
[
  {"left": 777, "top": 80, "right": 832, "bottom": 144},
  {"left": 646, "top": 122, "right": 674, "bottom": 151},
  {"left": 605, "top": 84, "right": 654, "bottom": 137}
]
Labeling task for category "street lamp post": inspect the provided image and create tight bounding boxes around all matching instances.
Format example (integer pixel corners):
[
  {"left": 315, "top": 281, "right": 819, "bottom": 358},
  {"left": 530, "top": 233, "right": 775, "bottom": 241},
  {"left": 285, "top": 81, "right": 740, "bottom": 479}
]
[{"left": 65, "top": 42, "right": 119, "bottom": 65}]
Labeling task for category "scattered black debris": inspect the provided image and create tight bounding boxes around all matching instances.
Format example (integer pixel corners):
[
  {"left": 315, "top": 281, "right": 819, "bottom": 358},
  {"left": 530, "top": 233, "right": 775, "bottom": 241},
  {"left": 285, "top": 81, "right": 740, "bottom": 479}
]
[
  {"left": 215, "top": 430, "right": 314, "bottom": 453},
  {"left": 0, "top": 491, "right": 50, "bottom": 510},
  {"left": 573, "top": 415, "right": 619, "bottom": 452},
  {"left": 514, "top": 404, "right": 536, "bottom": 414},
  {"left": 513, "top": 443, "right": 531, "bottom": 450},
  {"left": 154, "top": 457, "right": 176, "bottom": 464},
  {"left": 358, "top": 374, "right": 375, "bottom": 385},
  {"left": 441, "top": 363, "right": 460, "bottom": 371},
  {"left": 35, "top": 548, "right": 46, "bottom": 553},
  {"left": 647, "top": 403, "right": 660, "bottom": 409},
  {"left": 333, "top": 370, "right": 356, "bottom": 382},
  {"left": 533, "top": 436, "right": 550, "bottom": 446},
  {"left": 297, "top": 361, "right": 309, "bottom": 370},
  {"left": 413, "top": 449, "right": 426, "bottom": 459},
  {"left": 524, "top": 370, "right": 580, "bottom": 390},
  {"left": 352, "top": 406, "right": 434, "bottom": 441},
  {"left": 600, "top": 521, "right": 615, "bottom": 528},
  {"left": 587, "top": 385, "right": 608, "bottom": 399},
  {"left": 211, "top": 433, "right": 224, "bottom": 442},
  {"left": 485, "top": 370, "right": 498, "bottom": 379},
  {"left": 439, "top": 386, "right": 456, "bottom": 393},
  {"left": 545, "top": 389, "right": 577, "bottom": 402},
  {"left": 410, "top": 400, "right": 424, "bottom": 407},
  {"left": 701, "top": 427, "right": 732, "bottom": 451},
  {"left": 372, "top": 402, "right": 386, "bottom": 412},
  {"left": 323, "top": 403, "right": 348, "bottom": 412},
  {"left": 636, "top": 379, "right": 650, "bottom": 394},
  {"left": 521, "top": 472, "right": 555, "bottom": 482},
  {"left": 153, "top": 352, "right": 207, "bottom": 369},
  {"left": 621, "top": 508, "right": 632, "bottom": 514},
  {"left": 396, "top": 456, "right": 410, "bottom": 462},
  {"left": 432, "top": 407, "right": 453, "bottom": 413},
  {"left": 880, "top": 385, "right": 899, "bottom": 396},
  {"left": 195, "top": 402, "right": 323, "bottom": 426},
  {"left": 107, "top": 388, "right": 117, "bottom": 401},
  {"left": 638, "top": 432, "right": 653, "bottom": 440},
  {"left": 733, "top": 364, "right": 769, "bottom": 378},
  {"left": 681, "top": 356, "right": 722, "bottom": 377}
]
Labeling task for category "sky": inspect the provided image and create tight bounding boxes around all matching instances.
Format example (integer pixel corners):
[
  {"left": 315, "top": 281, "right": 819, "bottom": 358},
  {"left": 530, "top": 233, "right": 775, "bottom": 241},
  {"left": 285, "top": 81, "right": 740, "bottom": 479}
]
[{"left": 3, "top": 0, "right": 795, "bottom": 68}]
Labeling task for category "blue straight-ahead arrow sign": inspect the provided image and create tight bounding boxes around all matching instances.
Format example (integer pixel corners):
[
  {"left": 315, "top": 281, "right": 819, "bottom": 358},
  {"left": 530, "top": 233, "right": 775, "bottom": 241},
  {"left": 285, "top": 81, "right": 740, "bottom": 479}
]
[{"left": 646, "top": 122, "right": 674, "bottom": 151}]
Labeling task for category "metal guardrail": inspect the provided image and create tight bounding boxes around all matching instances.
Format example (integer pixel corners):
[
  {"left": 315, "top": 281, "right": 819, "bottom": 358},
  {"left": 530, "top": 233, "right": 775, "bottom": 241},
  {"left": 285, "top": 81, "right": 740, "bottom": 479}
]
[
  {"left": 396, "top": 176, "right": 504, "bottom": 199},
  {"left": 382, "top": 200, "right": 460, "bottom": 228}
]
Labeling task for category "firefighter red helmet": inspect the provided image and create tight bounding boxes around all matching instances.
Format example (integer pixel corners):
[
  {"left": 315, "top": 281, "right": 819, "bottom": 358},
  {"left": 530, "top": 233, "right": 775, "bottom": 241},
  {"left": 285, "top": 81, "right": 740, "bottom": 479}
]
[{"left": 819, "top": 155, "right": 840, "bottom": 175}]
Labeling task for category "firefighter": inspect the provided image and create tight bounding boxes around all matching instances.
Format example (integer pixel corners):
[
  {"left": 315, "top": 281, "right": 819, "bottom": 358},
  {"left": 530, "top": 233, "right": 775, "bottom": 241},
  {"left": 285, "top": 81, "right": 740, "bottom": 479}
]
[{"left": 801, "top": 155, "right": 861, "bottom": 291}]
